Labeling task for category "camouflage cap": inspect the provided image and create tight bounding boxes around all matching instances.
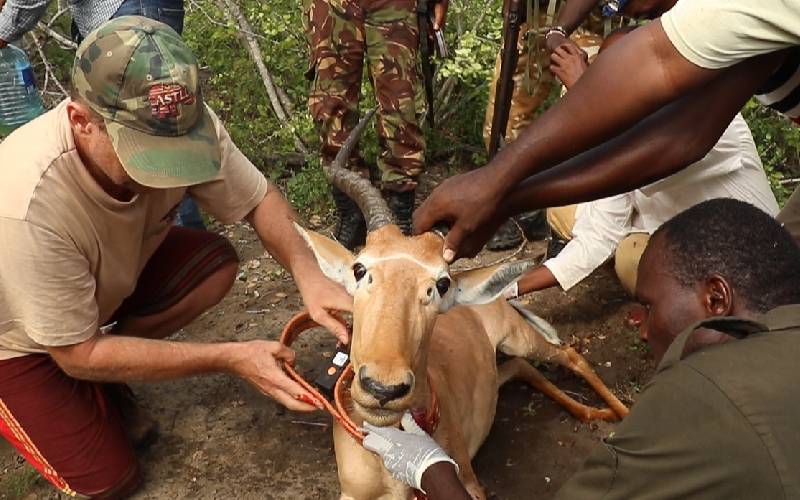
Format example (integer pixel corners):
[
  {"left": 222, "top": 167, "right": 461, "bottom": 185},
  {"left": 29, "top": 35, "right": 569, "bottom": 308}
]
[{"left": 72, "top": 16, "right": 220, "bottom": 188}]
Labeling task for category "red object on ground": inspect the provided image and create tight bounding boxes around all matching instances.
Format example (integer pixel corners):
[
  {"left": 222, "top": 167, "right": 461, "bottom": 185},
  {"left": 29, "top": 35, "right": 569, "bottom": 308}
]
[{"left": 625, "top": 305, "right": 646, "bottom": 328}]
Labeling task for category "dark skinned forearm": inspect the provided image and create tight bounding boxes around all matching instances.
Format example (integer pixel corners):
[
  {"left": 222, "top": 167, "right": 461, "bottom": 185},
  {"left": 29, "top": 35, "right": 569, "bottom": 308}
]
[
  {"left": 500, "top": 51, "right": 782, "bottom": 215},
  {"left": 483, "top": 20, "right": 714, "bottom": 196},
  {"left": 556, "top": 0, "right": 599, "bottom": 33},
  {"left": 517, "top": 265, "right": 559, "bottom": 295},
  {"left": 420, "top": 462, "right": 472, "bottom": 500}
]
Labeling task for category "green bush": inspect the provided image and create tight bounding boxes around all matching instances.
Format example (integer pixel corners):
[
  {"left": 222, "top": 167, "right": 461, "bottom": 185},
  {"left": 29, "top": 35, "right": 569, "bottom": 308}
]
[
  {"left": 742, "top": 99, "right": 800, "bottom": 206},
  {"left": 16, "top": 2, "right": 800, "bottom": 215}
]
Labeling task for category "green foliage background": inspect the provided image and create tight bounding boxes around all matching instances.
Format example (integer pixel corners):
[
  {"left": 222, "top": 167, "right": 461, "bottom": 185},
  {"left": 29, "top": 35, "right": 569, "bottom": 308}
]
[{"left": 13, "top": 0, "right": 800, "bottom": 213}]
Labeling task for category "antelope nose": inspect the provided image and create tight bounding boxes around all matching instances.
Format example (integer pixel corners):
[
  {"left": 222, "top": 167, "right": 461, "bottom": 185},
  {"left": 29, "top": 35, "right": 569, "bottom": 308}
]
[{"left": 358, "top": 366, "right": 413, "bottom": 406}]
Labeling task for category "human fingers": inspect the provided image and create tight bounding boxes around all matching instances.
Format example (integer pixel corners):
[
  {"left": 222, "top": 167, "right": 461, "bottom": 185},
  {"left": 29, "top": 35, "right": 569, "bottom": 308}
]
[
  {"left": 310, "top": 307, "right": 350, "bottom": 344},
  {"left": 550, "top": 52, "right": 565, "bottom": 67},
  {"left": 545, "top": 32, "right": 567, "bottom": 53},
  {"left": 269, "top": 386, "right": 320, "bottom": 412},
  {"left": 400, "top": 411, "right": 426, "bottom": 435},
  {"left": 561, "top": 42, "right": 582, "bottom": 56},
  {"left": 433, "top": 0, "right": 448, "bottom": 30},
  {"left": 442, "top": 223, "right": 472, "bottom": 262},
  {"left": 412, "top": 190, "right": 448, "bottom": 236},
  {"left": 550, "top": 52, "right": 568, "bottom": 73},
  {"left": 262, "top": 359, "right": 323, "bottom": 410},
  {"left": 362, "top": 425, "right": 394, "bottom": 455},
  {"left": 268, "top": 341, "right": 297, "bottom": 365}
]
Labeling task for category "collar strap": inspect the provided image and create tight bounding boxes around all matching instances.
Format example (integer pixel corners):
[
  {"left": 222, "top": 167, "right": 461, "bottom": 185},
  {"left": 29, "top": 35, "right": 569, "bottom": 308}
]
[
  {"left": 279, "top": 311, "right": 440, "bottom": 442},
  {"left": 657, "top": 316, "right": 768, "bottom": 373}
]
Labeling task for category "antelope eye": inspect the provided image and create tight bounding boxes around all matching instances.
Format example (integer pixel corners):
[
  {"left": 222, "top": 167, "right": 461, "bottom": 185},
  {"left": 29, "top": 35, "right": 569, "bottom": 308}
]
[
  {"left": 353, "top": 263, "right": 367, "bottom": 281},
  {"left": 436, "top": 277, "right": 451, "bottom": 296}
]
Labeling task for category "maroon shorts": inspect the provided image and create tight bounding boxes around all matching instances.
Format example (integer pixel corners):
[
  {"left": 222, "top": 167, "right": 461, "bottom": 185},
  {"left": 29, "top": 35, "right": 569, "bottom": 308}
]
[{"left": 0, "top": 227, "right": 238, "bottom": 496}]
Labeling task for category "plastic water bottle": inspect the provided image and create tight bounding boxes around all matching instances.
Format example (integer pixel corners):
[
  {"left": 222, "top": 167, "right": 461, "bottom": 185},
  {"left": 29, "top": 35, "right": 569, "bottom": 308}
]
[{"left": 0, "top": 45, "right": 45, "bottom": 136}]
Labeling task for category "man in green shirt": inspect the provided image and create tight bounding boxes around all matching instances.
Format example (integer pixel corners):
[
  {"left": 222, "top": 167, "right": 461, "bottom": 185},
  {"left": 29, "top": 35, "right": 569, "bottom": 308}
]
[{"left": 363, "top": 198, "right": 800, "bottom": 499}]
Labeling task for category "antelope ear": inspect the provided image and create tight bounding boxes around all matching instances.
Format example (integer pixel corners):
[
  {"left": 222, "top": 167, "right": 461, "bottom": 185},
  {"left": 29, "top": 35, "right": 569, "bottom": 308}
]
[
  {"left": 446, "top": 261, "right": 534, "bottom": 309},
  {"left": 293, "top": 223, "right": 357, "bottom": 294}
]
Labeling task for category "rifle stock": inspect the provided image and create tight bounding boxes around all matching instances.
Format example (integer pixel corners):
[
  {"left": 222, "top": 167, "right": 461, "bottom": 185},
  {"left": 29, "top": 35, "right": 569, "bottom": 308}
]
[
  {"left": 418, "top": 0, "right": 436, "bottom": 127},
  {"left": 488, "top": 0, "right": 526, "bottom": 158}
]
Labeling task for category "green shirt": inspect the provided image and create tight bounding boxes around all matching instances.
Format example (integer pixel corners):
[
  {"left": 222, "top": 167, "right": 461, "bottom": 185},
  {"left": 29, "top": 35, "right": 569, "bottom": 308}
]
[{"left": 557, "top": 304, "right": 800, "bottom": 500}]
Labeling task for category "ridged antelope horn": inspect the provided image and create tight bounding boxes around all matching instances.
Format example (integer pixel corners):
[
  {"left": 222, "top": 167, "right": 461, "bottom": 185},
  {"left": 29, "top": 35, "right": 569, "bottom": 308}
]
[{"left": 322, "top": 108, "right": 396, "bottom": 232}]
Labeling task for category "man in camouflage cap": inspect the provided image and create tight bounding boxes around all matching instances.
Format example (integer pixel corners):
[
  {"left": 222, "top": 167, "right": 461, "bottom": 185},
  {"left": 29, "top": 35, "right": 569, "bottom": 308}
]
[
  {"left": 305, "top": 0, "right": 445, "bottom": 248},
  {"left": 0, "top": 16, "right": 350, "bottom": 497}
]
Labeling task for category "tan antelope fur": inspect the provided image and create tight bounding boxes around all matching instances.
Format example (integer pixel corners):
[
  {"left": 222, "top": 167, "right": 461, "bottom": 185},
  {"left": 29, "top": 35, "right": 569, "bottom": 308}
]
[{"left": 296, "top": 110, "right": 628, "bottom": 500}]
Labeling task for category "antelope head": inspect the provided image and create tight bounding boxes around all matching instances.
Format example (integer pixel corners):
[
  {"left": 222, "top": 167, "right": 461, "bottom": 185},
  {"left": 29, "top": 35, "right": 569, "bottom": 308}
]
[{"left": 295, "top": 110, "right": 532, "bottom": 426}]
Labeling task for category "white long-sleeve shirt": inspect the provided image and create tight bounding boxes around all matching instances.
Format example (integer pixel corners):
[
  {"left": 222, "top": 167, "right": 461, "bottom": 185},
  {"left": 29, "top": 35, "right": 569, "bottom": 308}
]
[{"left": 544, "top": 113, "right": 780, "bottom": 291}]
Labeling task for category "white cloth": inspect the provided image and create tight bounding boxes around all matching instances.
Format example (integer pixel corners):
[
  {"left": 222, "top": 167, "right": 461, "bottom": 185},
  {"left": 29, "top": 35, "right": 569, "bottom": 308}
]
[
  {"left": 544, "top": 114, "right": 779, "bottom": 291},
  {"left": 660, "top": 0, "right": 800, "bottom": 70}
]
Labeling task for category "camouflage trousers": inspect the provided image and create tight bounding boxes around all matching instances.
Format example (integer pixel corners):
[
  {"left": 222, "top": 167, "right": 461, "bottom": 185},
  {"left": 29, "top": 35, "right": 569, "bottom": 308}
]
[
  {"left": 483, "top": 17, "right": 605, "bottom": 149},
  {"left": 305, "top": 0, "right": 426, "bottom": 192}
]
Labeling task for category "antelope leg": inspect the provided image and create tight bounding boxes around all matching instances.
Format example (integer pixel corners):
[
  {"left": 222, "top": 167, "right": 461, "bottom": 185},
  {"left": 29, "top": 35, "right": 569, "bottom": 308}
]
[
  {"left": 559, "top": 346, "right": 629, "bottom": 419},
  {"left": 498, "top": 358, "right": 618, "bottom": 422}
]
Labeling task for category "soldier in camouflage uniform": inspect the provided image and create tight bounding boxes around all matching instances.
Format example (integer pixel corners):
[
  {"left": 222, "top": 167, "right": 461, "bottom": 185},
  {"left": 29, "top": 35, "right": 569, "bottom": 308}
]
[
  {"left": 482, "top": 1, "right": 613, "bottom": 250},
  {"left": 305, "top": 0, "right": 427, "bottom": 247},
  {"left": 0, "top": 17, "right": 351, "bottom": 497}
]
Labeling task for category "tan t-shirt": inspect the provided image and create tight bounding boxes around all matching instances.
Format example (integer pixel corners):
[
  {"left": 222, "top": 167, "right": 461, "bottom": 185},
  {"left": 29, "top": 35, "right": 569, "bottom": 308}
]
[
  {"left": 0, "top": 99, "right": 268, "bottom": 360},
  {"left": 661, "top": 0, "right": 800, "bottom": 70}
]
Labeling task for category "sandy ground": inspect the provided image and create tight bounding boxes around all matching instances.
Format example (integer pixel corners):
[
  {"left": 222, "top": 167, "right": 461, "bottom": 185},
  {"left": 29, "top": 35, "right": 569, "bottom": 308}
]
[{"left": 0, "top": 215, "right": 653, "bottom": 499}]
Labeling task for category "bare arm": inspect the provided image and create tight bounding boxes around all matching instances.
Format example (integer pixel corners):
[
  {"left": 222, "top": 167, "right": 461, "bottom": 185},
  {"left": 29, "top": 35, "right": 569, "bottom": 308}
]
[
  {"left": 489, "top": 20, "right": 713, "bottom": 194},
  {"left": 415, "top": 21, "right": 782, "bottom": 260},
  {"left": 517, "top": 266, "right": 558, "bottom": 295},
  {"left": 49, "top": 333, "right": 237, "bottom": 382},
  {"left": 420, "top": 462, "right": 472, "bottom": 500},
  {"left": 413, "top": 20, "right": 715, "bottom": 259},
  {"left": 557, "top": 0, "right": 598, "bottom": 34},
  {"left": 246, "top": 187, "right": 352, "bottom": 343},
  {"left": 545, "top": 0, "right": 599, "bottom": 53},
  {"left": 48, "top": 332, "right": 319, "bottom": 411},
  {"left": 501, "top": 51, "right": 782, "bottom": 213}
]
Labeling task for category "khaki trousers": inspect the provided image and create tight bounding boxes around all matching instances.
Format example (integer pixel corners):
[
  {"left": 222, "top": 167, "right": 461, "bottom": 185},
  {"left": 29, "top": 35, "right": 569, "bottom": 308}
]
[{"left": 547, "top": 205, "right": 649, "bottom": 295}]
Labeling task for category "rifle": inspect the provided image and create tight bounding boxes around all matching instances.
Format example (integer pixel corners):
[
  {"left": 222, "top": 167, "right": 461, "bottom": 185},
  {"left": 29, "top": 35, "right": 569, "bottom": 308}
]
[
  {"left": 488, "top": 0, "right": 526, "bottom": 158},
  {"left": 418, "top": 0, "right": 447, "bottom": 128}
]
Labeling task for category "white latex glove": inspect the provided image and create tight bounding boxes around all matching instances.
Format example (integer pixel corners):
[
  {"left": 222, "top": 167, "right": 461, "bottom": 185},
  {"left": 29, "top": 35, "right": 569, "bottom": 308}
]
[{"left": 362, "top": 411, "right": 457, "bottom": 491}]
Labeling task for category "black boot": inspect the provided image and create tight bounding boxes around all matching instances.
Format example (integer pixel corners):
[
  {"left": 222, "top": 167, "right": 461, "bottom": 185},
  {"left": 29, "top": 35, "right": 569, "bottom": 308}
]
[
  {"left": 546, "top": 232, "right": 568, "bottom": 259},
  {"left": 386, "top": 190, "right": 415, "bottom": 235},
  {"left": 332, "top": 187, "right": 367, "bottom": 250},
  {"left": 486, "top": 218, "right": 523, "bottom": 251},
  {"left": 516, "top": 210, "right": 549, "bottom": 241}
]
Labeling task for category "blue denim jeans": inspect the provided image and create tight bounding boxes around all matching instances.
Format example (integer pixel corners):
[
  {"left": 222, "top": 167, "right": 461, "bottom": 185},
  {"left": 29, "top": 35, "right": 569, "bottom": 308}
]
[{"left": 112, "top": 0, "right": 185, "bottom": 34}]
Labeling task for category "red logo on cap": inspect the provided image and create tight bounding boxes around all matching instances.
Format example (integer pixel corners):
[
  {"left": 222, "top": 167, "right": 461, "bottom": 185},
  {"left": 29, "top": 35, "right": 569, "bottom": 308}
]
[{"left": 149, "top": 84, "right": 195, "bottom": 119}]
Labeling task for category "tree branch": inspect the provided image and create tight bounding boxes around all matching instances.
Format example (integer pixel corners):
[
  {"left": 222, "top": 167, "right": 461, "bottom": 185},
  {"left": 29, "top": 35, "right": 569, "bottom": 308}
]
[
  {"left": 218, "top": 0, "right": 308, "bottom": 154},
  {"left": 28, "top": 32, "right": 68, "bottom": 99},
  {"left": 35, "top": 21, "right": 77, "bottom": 50}
]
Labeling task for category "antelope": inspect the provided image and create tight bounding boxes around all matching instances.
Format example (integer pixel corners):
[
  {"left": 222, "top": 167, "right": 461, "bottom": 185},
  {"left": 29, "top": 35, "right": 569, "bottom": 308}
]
[{"left": 294, "top": 110, "right": 628, "bottom": 500}]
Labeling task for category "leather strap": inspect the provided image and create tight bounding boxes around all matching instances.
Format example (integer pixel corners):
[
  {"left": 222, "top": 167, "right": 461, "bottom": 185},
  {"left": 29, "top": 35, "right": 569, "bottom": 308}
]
[{"left": 279, "top": 311, "right": 440, "bottom": 441}]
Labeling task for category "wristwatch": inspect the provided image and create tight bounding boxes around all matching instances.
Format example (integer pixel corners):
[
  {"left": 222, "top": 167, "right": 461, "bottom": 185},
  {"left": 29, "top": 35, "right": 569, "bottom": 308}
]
[{"left": 545, "top": 26, "right": 568, "bottom": 40}]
